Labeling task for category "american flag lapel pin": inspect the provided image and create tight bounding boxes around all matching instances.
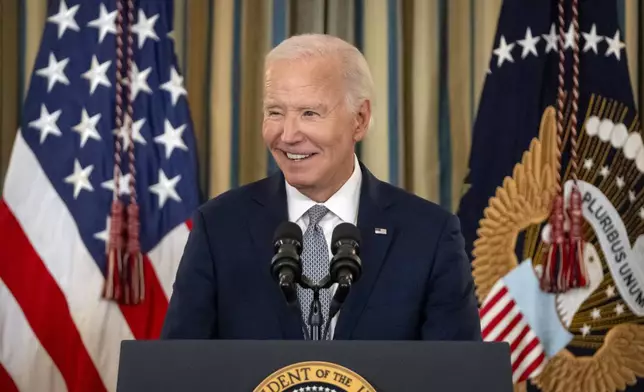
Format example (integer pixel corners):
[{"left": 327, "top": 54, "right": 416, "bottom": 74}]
[{"left": 374, "top": 228, "right": 387, "bottom": 235}]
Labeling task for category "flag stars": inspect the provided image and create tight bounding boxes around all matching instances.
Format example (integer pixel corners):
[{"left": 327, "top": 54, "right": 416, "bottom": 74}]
[
  {"left": 160, "top": 67, "right": 187, "bottom": 106},
  {"left": 64, "top": 159, "right": 95, "bottom": 199},
  {"left": 101, "top": 173, "right": 131, "bottom": 196},
  {"left": 36, "top": 53, "right": 70, "bottom": 92},
  {"left": 628, "top": 190, "right": 636, "bottom": 203},
  {"left": 125, "top": 63, "right": 152, "bottom": 101},
  {"left": 605, "top": 284, "right": 616, "bottom": 298},
  {"left": 82, "top": 55, "right": 111, "bottom": 94},
  {"left": 517, "top": 27, "right": 540, "bottom": 59},
  {"left": 94, "top": 216, "right": 110, "bottom": 244},
  {"left": 599, "top": 166, "right": 610, "bottom": 178},
  {"left": 580, "top": 324, "right": 591, "bottom": 337},
  {"left": 29, "top": 104, "right": 62, "bottom": 144},
  {"left": 87, "top": 3, "right": 117, "bottom": 43},
  {"left": 582, "top": 24, "right": 603, "bottom": 54},
  {"left": 47, "top": 0, "right": 80, "bottom": 39},
  {"left": 493, "top": 35, "right": 515, "bottom": 67},
  {"left": 583, "top": 158, "right": 593, "bottom": 170},
  {"left": 155, "top": 119, "right": 188, "bottom": 159},
  {"left": 563, "top": 24, "right": 576, "bottom": 50},
  {"left": 149, "top": 169, "right": 182, "bottom": 208},
  {"left": 113, "top": 116, "right": 147, "bottom": 150},
  {"left": 615, "top": 303, "right": 625, "bottom": 316},
  {"left": 543, "top": 24, "right": 558, "bottom": 53},
  {"left": 132, "top": 9, "right": 160, "bottom": 48},
  {"left": 590, "top": 308, "right": 601, "bottom": 320},
  {"left": 605, "top": 31, "right": 625, "bottom": 60},
  {"left": 639, "top": 207, "right": 644, "bottom": 221},
  {"left": 615, "top": 176, "right": 625, "bottom": 189},
  {"left": 72, "top": 109, "right": 101, "bottom": 147}
]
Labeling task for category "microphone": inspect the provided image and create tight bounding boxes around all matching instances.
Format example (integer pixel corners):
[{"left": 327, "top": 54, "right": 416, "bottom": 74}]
[
  {"left": 270, "top": 222, "right": 303, "bottom": 307},
  {"left": 328, "top": 222, "right": 362, "bottom": 322}
]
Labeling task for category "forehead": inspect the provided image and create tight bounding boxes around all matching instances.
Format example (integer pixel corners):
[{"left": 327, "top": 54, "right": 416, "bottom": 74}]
[{"left": 264, "top": 57, "right": 344, "bottom": 103}]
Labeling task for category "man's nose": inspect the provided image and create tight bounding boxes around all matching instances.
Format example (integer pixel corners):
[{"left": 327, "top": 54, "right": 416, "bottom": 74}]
[{"left": 280, "top": 115, "right": 303, "bottom": 143}]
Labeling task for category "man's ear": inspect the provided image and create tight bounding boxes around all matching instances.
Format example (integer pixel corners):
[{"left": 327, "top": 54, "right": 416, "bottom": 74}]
[{"left": 353, "top": 99, "right": 371, "bottom": 142}]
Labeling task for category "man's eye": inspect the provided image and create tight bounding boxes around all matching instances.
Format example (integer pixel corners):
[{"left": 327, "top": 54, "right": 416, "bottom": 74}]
[
  {"left": 267, "top": 111, "right": 282, "bottom": 116},
  {"left": 303, "top": 111, "right": 318, "bottom": 117}
]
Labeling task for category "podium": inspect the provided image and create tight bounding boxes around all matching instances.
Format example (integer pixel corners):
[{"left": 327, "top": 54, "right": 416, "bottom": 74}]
[{"left": 116, "top": 340, "right": 512, "bottom": 391}]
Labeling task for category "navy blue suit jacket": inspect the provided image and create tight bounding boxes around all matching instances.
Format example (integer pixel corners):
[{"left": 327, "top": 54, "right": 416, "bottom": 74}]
[{"left": 161, "top": 163, "right": 482, "bottom": 341}]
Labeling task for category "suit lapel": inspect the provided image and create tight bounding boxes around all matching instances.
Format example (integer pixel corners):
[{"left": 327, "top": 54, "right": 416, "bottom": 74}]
[
  {"left": 248, "top": 173, "right": 305, "bottom": 339},
  {"left": 333, "top": 164, "right": 395, "bottom": 339}
]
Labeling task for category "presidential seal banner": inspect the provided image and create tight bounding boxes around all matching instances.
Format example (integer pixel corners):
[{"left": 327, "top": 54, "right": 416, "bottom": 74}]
[{"left": 457, "top": 0, "right": 644, "bottom": 391}]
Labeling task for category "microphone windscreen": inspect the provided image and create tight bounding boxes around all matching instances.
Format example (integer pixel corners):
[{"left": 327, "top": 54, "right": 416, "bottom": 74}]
[
  {"left": 273, "top": 221, "right": 303, "bottom": 243},
  {"left": 331, "top": 222, "right": 361, "bottom": 246}
]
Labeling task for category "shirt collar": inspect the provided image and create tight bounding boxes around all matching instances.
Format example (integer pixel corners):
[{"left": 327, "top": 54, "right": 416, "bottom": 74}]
[{"left": 286, "top": 154, "right": 362, "bottom": 224}]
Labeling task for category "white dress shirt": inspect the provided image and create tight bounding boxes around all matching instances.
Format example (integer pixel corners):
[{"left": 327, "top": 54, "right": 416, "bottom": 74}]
[{"left": 285, "top": 154, "right": 362, "bottom": 339}]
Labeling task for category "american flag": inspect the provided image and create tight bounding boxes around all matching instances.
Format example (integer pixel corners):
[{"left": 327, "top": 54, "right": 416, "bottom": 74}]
[{"left": 0, "top": 0, "right": 199, "bottom": 391}]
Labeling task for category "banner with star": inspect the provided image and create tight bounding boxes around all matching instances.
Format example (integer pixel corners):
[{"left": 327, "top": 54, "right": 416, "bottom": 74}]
[{"left": 457, "top": 0, "right": 644, "bottom": 390}]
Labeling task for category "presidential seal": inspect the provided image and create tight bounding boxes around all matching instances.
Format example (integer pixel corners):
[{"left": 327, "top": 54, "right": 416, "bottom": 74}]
[
  {"left": 253, "top": 361, "right": 376, "bottom": 392},
  {"left": 474, "top": 102, "right": 644, "bottom": 392}
]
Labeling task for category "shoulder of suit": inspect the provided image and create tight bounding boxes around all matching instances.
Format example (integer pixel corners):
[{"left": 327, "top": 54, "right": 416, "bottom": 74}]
[
  {"left": 195, "top": 176, "right": 272, "bottom": 218},
  {"left": 379, "top": 179, "right": 455, "bottom": 225}
]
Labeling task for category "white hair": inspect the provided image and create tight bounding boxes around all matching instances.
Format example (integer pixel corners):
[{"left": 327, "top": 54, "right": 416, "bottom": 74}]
[{"left": 265, "top": 34, "right": 374, "bottom": 128}]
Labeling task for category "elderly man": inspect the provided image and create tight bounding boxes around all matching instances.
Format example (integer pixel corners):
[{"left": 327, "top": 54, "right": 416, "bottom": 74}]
[{"left": 161, "top": 34, "right": 481, "bottom": 341}]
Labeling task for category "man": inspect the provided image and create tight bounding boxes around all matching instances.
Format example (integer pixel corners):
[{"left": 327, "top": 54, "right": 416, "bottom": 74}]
[{"left": 161, "top": 34, "right": 481, "bottom": 341}]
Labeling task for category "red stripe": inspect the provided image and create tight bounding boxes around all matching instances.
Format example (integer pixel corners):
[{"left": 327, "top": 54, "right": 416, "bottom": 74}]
[
  {"left": 512, "top": 337, "right": 540, "bottom": 373},
  {"left": 185, "top": 219, "right": 193, "bottom": 231},
  {"left": 118, "top": 255, "right": 168, "bottom": 339},
  {"left": 509, "top": 325, "right": 531, "bottom": 352},
  {"left": 0, "top": 200, "right": 106, "bottom": 392},
  {"left": 482, "top": 300, "right": 514, "bottom": 337},
  {"left": 496, "top": 312, "right": 523, "bottom": 342},
  {"left": 479, "top": 286, "right": 508, "bottom": 317},
  {"left": 0, "top": 363, "right": 19, "bottom": 392},
  {"left": 517, "top": 351, "right": 545, "bottom": 382}
]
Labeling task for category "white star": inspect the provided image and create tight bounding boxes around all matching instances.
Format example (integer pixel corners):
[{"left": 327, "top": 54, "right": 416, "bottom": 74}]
[
  {"left": 639, "top": 207, "right": 644, "bottom": 221},
  {"left": 542, "top": 24, "right": 558, "bottom": 53},
  {"left": 149, "top": 169, "right": 182, "bottom": 208},
  {"left": 155, "top": 119, "right": 188, "bottom": 159},
  {"left": 124, "top": 63, "right": 152, "bottom": 101},
  {"left": 629, "top": 190, "right": 636, "bottom": 203},
  {"left": 564, "top": 24, "right": 576, "bottom": 50},
  {"left": 72, "top": 109, "right": 101, "bottom": 147},
  {"left": 82, "top": 55, "right": 111, "bottom": 94},
  {"left": 94, "top": 216, "right": 110, "bottom": 244},
  {"left": 615, "top": 303, "right": 625, "bottom": 316},
  {"left": 591, "top": 308, "right": 601, "bottom": 320},
  {"left": 517, "top": 27, "right": 540, "bottom": 59},
  {"left": 101, "top": 173, "right": 131, "bottom": 196},
  {"left": 132, "top": 9, "right": 159, "bottom": 48},
  {"left": 583, "top": 158, "right": 593, "bottom": 170},
  {"left": 64, "top": 159, "right": 94, "bottom": 199},
  {"left": 582, "top": 24, "right": 603, "bottom": 54},
  {"left": 36, "top": 53, "right": 70, "bottom": 92},
  {"left": 87, "top": 3, "right": 117, "bottom": 43},
  {"left": 160, "top": 67, "right": 187, "bottom": 106},
  {"left": 113, "top": 116, "right": 147, "bottom": 150},
  {"left": 605, "top": 284, "right": 616, "bottom": 298},
  {"left": 47, "top": 0, "right": 80, "bottom": 39},
  {"left": 599, "top": 166, "right": 610, "bottom": 177},
  {"left": 493, "top": 36, "right": 515, "bottom": 67},
  {"left": 605, "top": 31, "right": 626, "bottom": 60},
  {"left": 28, "top": 104, "right": 62, "bottom": 144},
  {"left": 616, "top": 176, "right": 625, "bottom": 189},
  {"left": 580, "top": 324, "right": 591, "bottom": 337}
]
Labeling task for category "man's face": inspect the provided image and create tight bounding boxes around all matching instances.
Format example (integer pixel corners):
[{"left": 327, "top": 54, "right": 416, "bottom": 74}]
[{"left": 262, "top": 57, "right": 368, "bottom": 200}]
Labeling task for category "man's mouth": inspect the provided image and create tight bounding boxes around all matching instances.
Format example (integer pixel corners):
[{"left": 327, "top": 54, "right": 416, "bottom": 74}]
[{"left": 284, "top": 152, "right": 316, "bottom": 161}]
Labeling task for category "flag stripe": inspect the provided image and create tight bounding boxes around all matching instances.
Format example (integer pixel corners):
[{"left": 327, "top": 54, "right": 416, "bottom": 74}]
[
  {"left": 479, "top": 283, "right": 507, "bottom": 317},
  {"left": 148, "top": 222, "right": 191, "bottom": 299},
  {"left": 0, "top": 363, "right": 19, "bottom": 392},
  {"left": 494, "top": 311, "right": 523, "bottom": 342},
  {"left": 481, "top": 299, "right": 514, "bottom": 337},
  {"left": 516, "top": 351, "right": 545, "bottom": 383},
  {"left": 512, "top": 336, "right": 540, "bottom": 373},
  {"left": 509, "top": 325, "right": 531, "bottom": 352},
  {"left": 3, "top": 134, "right": 134, "bottom": 391},
  {"left": 0, "top": 277, "right": 65, "bottom": 392},
  {"left": 0, "top": 200, "right": 106, "bottom": 392}
]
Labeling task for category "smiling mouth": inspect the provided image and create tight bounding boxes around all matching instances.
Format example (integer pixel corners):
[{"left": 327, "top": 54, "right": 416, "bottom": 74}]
[{"left": 283, "top": 151, "right": 316, "bottom": 161}]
